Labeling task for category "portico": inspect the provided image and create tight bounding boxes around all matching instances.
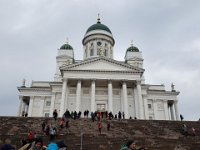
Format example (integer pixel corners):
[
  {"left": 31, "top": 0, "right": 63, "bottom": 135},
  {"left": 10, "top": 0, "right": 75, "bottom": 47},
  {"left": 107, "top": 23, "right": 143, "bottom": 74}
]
[{"left": 58, "top": 76, "right": 142, "bottom": 118}]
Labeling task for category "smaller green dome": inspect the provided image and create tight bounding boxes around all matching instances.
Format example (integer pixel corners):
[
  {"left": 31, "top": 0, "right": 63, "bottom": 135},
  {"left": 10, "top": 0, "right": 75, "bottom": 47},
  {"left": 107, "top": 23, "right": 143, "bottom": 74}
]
[
  {"left": 127, "top": 46, "right": 139, "bottom": 52},
  {"left": 60, "top": 43, "right": 73, "bottom": 50}
]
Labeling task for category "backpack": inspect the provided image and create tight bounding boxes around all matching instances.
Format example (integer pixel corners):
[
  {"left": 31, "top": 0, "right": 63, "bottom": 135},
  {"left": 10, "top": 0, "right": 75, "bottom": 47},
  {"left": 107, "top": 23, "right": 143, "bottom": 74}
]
[{"left": 47, "top": 143, "right": 58, "bottom": 150}]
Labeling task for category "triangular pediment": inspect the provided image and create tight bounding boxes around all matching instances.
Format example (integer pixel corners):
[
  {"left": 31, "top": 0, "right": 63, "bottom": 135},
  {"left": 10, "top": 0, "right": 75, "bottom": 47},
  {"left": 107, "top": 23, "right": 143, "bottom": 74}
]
[{"left": 60, "top": 57, "right": 144, "bottom": 73}]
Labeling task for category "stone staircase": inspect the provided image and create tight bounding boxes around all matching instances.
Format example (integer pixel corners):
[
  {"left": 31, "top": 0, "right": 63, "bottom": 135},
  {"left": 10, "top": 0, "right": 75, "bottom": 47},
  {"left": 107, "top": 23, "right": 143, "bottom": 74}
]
[{"left": 0, "top": 116, "right": 200, "bottom": 150}]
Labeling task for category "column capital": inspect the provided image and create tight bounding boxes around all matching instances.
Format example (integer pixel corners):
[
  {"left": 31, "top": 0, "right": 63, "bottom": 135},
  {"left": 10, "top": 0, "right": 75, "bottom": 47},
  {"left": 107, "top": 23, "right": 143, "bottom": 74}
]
[
  {"left": 174, "top": 100, "right": 178, "bottom": 104},
  {"left": 90, "top": 78, "right": 96, "bottom": 81},
  {"left": 122, "top": 79, "right": 128, "bottom": 82},
  {"left": 121, "top": 80, "right": 128, "bottom": 85},
  {"left": 77, "top": 79, "right": 82, "bottom": 83},
  {"left": 107, "top": 79, "right": 112, "bottom": 84},
  {"left": 30, "top": 96, "right": 34, "bottom": 99},
  {"left": 136, "top": 80, "right": 141, "bottom": 85},
  {"left": 62, "top": 78, "right": 68, "bottom": 82},
  {"left": 131, "top": 81, "right": 137, "bottom": 88}
]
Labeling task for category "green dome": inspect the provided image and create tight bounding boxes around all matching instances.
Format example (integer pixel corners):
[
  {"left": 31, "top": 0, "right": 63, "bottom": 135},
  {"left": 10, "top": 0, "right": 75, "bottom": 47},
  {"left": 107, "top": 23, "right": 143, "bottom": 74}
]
[
  {"left": 60, "top": 43, "right": 73, "bottom": 50},
  {"left": 127, "top": 46, "right": 139, "bottom": 52},
  {"left": 86, "top": 22, "right": 112, "bottom": 34}
]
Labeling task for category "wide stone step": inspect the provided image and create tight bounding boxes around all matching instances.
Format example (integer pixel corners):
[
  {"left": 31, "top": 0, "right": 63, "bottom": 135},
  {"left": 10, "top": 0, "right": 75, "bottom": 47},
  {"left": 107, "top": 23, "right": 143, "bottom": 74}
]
[{"left": 0, "top": 117, "right": 200, "bottom": 150}]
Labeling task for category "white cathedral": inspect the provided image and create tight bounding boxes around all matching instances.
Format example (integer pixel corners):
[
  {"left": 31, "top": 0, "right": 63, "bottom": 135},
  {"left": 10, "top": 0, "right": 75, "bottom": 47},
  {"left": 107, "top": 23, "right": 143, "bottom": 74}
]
[{"left": 17, "top": 17, "right": 180, "bottom": 120}]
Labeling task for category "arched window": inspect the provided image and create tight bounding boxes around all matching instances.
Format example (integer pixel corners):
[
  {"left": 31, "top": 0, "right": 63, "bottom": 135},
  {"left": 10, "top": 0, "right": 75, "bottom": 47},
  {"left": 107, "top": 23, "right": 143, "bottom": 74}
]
[
  {"left": 104, "top": 49, "right": 107, "bottom": 56},
  {"left": 90, "top": 49, "right": 94, "bottom": 56}
]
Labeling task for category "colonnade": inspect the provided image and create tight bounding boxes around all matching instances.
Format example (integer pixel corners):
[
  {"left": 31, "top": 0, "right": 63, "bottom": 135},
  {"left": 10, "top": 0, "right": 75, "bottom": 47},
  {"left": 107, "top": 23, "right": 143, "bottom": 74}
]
[
  {"left": 169, "top": 101, "right": 179, "bottom": 120},
  {"left": 59, "top": 78, "right": 143, "bottom": 119}
]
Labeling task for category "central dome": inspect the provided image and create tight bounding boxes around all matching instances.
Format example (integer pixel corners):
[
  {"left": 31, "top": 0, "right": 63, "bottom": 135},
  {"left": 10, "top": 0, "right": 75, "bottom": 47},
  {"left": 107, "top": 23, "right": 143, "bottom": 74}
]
[
  {"left": 86, "top": 22, "right": 112, "bottom": 34},
  {"left": 82, "top": 16, "right": 115, "bottom": 46},
  {"left": 85, "top": 16, "right": 112, "bottom": 34}
]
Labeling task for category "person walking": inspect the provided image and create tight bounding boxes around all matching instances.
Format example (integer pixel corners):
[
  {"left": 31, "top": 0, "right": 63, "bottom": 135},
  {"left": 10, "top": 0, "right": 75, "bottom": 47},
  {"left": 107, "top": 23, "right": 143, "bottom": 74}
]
[
  {"left": 107, "top": 122, "right": 110, "bottom": 131},
  {"left": 191, "top": 127, "right": 196, "bottom": 136},
  {"left": 180, "top": 114, "right": 184, "bottom": 121},
  {"left": 53, "top": 109, "right": 58, "bottom": 120},
  {"left": 98, "top": 121, "right": 102, "bottom": 134}
]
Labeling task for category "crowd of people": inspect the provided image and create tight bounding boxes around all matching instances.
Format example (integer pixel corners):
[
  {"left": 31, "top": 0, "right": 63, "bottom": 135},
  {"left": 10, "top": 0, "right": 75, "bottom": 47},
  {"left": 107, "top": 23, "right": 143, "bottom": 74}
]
[
  {"left": 0, "top": 111, "right": 198, "bottom": 150},
  {"left": 180, "top": 124, "right": 196, "bottom": 137},
  {"left": 18, "top": 137, "right": 67, "bottom": 150}
]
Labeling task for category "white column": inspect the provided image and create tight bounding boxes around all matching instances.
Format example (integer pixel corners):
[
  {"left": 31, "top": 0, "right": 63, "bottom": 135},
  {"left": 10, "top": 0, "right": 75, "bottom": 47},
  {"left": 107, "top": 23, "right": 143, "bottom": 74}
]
[
  {"left": 153, "top": 99, "right": 157, "bottom": 120},
  {"left": 108, "top": 48, "right": 110, "bottom": 58},
  {"left": 25, "top": 104, "right": 29, "bottom": 114},
  {"left": 84, "top": 46, "right": 86, "bottom": 58},
  {"left": 87, "top": 48, "right": 90, "bottom": 58},
  {"left": 133, "top": 87, "right": 139, "bottom": 119},
  {"left": 164, "top": 101, "right": 170, "bottom": 120},
  {"left": 91, "top": 80, "right": 96, "bottom": 112},
  {"left": 21, "top": 101, "right": 26, "bottom": 113},
  {"left": 50, "top": 94, "right": 56, "bottom": 117},
  {"left": 168, "top": 105, "right": 171, "bottom": 120},
  {"left": 122, "top": 81, "right": 128, "bottom": 119},
  {"left": 120, "top": 88, "right": 124, "bottom": 112},
  {"left": 108, "top": 80, "right": 113, "bottom": 113},
  {"left": 28, "top": 96, "right": 34, "bottom": 117},
  {"left": 94, "top": 40, "right": 97, "bottom": 56},
  {"left": 40, "top": 96, "right": 45, "bottom": 117},
  {"left": 174, "top": 100, "right": 179, "bottom": 120},
  {"left": 18, "top": 96, "right": 23, "bottom": 116},
  {"left": 170, "top": 104, "right": 175, "bottom": 120},
  {"left": 136, "top": 81, "right": 144, "bottom": 119},
  {"left": 60, "top": 79, "right": 68, "bottom": 117},
  {"left": 143, "top": 97, "right": 148, "bottom": 119},
  {"left": 76, "top": 80, "right": 82, "bottom": 112}
]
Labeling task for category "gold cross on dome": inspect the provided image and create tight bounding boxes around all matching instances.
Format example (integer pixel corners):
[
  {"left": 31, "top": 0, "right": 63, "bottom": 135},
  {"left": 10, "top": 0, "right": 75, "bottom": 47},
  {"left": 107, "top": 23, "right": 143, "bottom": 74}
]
[{"left": 65, "top": 38, "right": 68, "bottom": 44}]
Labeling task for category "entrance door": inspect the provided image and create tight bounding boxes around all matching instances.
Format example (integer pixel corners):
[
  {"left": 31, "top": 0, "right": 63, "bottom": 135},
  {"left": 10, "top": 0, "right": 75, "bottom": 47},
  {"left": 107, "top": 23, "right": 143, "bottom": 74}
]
[{"left": 97, "top": 104, "right": 106, "bottom": 112}]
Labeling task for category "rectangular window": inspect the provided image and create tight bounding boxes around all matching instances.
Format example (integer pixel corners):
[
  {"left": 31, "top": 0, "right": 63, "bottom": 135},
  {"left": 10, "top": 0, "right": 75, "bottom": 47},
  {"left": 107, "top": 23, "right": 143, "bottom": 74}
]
[
  {"left": 148, "top": 104, "right": 152, "bottom": 109},
  {"left": 46, "top": 101, "right": 51, "bottom": 106},
  {"left": 90, "top": 49, "right": 94, "bottom": 56},
  {"left": 104, "top": 49, "right": 107, "bottom": 56}
]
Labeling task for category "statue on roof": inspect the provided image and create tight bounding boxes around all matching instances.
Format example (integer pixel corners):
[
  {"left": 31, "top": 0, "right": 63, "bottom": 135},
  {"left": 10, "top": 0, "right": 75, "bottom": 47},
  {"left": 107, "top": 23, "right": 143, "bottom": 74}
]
[
  {"left": 22, "top": 78, "right": 26, "bottom": 87},
  {"left": 171, "top": 83, "right": 175, "bottom": 91}
]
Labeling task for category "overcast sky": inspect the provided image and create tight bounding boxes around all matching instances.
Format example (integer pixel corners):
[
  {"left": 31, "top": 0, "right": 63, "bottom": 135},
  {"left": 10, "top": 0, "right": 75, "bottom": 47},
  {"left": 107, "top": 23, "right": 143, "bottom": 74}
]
[{"left": 0, "top": 0, "right": 200, "bottom": 121}]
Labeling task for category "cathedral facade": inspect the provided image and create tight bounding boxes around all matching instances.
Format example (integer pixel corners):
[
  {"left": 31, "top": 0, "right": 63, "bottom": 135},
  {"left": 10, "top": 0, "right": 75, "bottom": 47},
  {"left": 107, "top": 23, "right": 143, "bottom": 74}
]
[{"left": 17, "top": 17, "right": 180, "bottom": 120}]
